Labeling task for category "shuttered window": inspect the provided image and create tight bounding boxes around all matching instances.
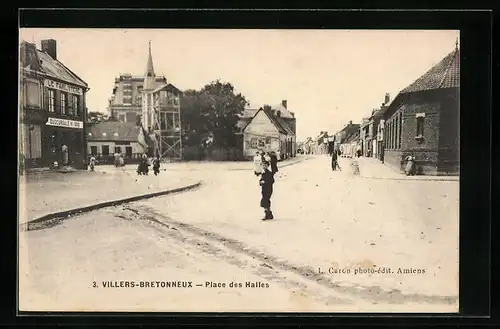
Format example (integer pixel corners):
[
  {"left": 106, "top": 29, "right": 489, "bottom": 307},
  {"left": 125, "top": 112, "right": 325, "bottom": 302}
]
[{"left": 21, "top": 124, "right": 42, "bottom": 159}]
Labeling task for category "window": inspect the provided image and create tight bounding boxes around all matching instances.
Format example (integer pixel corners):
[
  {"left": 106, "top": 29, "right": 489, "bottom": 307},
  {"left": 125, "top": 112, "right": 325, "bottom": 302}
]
[
  {"left": 266, "top": 137, "right": 272, "bottom": 145},
  {"left": 251, "top": 138, "right": 258, "bottom": 148},
  {"left": 416, "top": 114, "right": 425, "bottom": 137},
  {"left": 47, "top": 89, "right": 55, "bottom": 112},
  {"left": 72, "top": 94, "right": 79, "bottom": 116},
  {"left": 60, "top": 92, "right": 67, "bottom": 114},
  {"left": 125, "top": 146, "right": 132, "bottom": 157},
  {"left": 114, "top": 146, "right": 121, "bottom": 154},
  {"left": 102, "top": 145, "right": 110, "bottom": 156},
  {"left": 90, "top": 146, "right": 97, "bottom": 156},
  {"left": 398, "top": 113, "right": 402, "bottom": 148},
  {"left": 25, "top": 81, "right": 41, "bottom": 108},
  {"left": 118, "top": 114, "right": 125, "bottom": 122}
]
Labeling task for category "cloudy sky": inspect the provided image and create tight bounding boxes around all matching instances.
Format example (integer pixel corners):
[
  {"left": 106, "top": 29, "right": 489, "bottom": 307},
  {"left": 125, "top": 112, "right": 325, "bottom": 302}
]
[{"left": 19, "top": 29, "right": 459, "bottom": 140}]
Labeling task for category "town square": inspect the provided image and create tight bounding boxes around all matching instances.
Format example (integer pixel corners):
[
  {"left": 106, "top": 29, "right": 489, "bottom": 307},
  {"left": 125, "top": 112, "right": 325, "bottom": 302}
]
[{"left": 18, "top": 29, "right": 460, "bottom": 312}]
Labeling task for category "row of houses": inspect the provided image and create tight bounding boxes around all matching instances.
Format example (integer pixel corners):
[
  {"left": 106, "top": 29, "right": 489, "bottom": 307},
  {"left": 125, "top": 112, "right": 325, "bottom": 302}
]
[{"left": 333, "top": 43, "right": 460, "bottom": 176}]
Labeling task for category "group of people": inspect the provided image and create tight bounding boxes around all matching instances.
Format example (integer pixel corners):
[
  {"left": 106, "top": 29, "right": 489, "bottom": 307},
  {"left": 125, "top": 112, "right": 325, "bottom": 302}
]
[
  {"left": 253, "top": 150, "right": 279, "bottom": 221},
  {"left": 137, "top": 154, "right": 161, "bottom": 176}
]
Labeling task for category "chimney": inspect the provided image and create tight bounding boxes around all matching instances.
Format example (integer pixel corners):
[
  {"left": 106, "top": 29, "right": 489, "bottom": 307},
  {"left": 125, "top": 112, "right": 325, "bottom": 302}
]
[
  {"left": 41, "top": 39, "right": 57, "bottom": 60},
  {"left": 281, "top": 100, "right": 287, "bottom": 109},
  {"left": 276, "top": 110, "right": 281, "bottom": 117},
  {"left": 349, "top": 120, "right": 352, "bottom": 125},
  {"left": 384, "top": 93, "right": 390, "bottom": 105},
  {"left": 20, "top": 42, "right": 38, "bottom": 69}
]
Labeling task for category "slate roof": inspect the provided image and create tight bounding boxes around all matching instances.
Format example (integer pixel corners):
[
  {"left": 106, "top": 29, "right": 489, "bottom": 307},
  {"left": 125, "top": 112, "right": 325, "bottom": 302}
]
[
  {"left": 87, "top": 122, "right": 141, "bottom": 142},
  {"left": 35, "top": 49, "right": 87, "bottom": 87},
  {"left": 400, "top": 47, "right": 460, "bottom": 94}
]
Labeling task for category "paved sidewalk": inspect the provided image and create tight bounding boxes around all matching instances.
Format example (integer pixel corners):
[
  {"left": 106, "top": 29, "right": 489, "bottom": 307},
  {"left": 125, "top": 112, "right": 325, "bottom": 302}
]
[
  {"left": 18, "top": 169, "right": 200, "bottom": 224},
  {"left": 354, "top": 156, "right": 459, "bottom": 181}
]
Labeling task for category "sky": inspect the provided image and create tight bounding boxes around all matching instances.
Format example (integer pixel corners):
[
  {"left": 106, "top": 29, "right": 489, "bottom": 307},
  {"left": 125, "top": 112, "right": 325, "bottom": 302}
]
[{"left": 19, "top": 29, "right": 459, "bottom": 141}]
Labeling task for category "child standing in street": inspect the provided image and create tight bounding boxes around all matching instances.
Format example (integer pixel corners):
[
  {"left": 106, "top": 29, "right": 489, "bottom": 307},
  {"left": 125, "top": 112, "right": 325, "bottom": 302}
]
[
  {"left": 253, "top": 151, "right": 263, "bottom": 176},
  {"left": 259, "top": 160, "right": 275, "bottom": 220}
]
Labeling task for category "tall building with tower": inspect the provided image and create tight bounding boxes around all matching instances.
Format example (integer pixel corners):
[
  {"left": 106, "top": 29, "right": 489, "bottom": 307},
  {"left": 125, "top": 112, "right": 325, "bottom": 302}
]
[{"left": 141, "top": 42, "right": 183, "bottom": 159}]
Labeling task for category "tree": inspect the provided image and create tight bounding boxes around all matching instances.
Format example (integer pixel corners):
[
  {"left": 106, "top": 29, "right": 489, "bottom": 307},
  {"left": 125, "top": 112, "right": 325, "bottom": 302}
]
[{"left": 181, "top": 80, "right": 248, "bottom": 148}]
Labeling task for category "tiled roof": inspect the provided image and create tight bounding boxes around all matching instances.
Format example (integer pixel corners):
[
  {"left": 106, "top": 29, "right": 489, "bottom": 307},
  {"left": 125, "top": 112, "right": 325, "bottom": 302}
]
[
  {"left": 36, "top": 50, "right": 87, "bottom": 87},
  {"left": 87, "top": 122, "right": 141, "bottom": 141},
  {"left": 343, "top": 131, "right": 360, "bottom": 144},
  {"left": 400, "top": 48, "right": 460, "bottom": 94},
  {"left": 261, "top": 108, "right": 288, "bottom": 134}
]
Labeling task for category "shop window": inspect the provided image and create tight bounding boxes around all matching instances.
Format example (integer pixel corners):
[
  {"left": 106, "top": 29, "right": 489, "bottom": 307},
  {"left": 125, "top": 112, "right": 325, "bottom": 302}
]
[
  {"left": 251, "top": 138, "right": 258, "bottom": 148},
  {"left": 114, "top": 146, "right": 121, "bottom": 154},
  {"left": 25, "top": 80, "right": 41, "bottom": 108},
  {"left": 90, "top": 146, "right": 97, "bottom": 156},
  {"left": 102, "top": 145, "right": 110, "bottom": 156},
  {"left": 60, "top": 92, "right": 67, "bottom": 115},
  {"left": 47, "top": 89, "right": 55, "bottom": 112}
]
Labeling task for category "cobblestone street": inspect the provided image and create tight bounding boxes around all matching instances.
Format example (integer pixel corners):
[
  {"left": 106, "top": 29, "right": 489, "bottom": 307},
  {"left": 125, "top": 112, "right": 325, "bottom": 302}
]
[{"left": 19, "top": 156, "right": 459, "bottom": 312}]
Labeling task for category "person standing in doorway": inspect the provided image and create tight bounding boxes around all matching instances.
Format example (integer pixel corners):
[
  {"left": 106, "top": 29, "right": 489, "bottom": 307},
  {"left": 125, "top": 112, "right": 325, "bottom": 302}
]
[
  {"left": 259, "top": 160, "right": 275, "bottom": 220},
  {"left": 61, "top": 144, "right": 69, "bottom": 166}
]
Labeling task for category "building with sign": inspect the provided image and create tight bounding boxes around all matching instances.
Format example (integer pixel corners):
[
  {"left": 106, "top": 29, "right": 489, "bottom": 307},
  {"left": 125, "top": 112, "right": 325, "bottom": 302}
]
[{"left": 20, "top": 39, "right": 89, "bottom": 170}]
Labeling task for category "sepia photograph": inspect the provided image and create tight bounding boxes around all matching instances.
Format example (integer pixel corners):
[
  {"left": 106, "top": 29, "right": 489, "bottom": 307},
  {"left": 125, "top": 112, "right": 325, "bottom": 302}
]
[{"left": 18, "top": 28, "right": 460, "bottom": 313}]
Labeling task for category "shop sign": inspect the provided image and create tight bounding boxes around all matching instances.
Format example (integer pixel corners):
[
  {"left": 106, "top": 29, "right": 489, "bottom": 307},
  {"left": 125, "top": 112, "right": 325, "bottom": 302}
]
[
  {"left": 46, "top": 117, "right": 83, "bottom": 129},
  {"left": 44, "top": 79, "right": 83, "bottom": 95}
]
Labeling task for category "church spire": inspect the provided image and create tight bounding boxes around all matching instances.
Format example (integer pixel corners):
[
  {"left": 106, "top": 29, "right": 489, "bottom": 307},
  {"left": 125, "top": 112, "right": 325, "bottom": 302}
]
[{"left": 144, "top": 41, "right": 156, "bottom": 90}]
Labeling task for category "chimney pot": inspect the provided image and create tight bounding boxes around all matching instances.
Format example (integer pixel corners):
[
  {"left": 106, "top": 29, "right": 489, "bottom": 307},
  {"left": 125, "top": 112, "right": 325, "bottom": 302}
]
[
  {"left": 281, "top": 100, "right": 287, "bottom": 109},
  {"left": 41, "top": 39, "right": 57, "bottom": 60},
  {"left": 384, "top": 93, "right": 390, "bottom": 104}
]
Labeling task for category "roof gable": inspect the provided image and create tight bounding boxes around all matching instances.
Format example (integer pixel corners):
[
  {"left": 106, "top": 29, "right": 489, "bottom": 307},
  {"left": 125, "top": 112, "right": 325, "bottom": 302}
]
[
  {"left": 401, "top": 48, "right": 460, "bottom": 94},
  {"left": 243, "top": 108, "right": 287, "bottom": 134}
]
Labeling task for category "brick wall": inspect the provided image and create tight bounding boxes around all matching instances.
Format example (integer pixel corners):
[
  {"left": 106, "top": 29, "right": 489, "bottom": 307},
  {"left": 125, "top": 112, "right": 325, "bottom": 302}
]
[
  {"left": 437, "top": 88, "right": 460, "bottom": 174},
  {"left": 383, "top": 90, "right": 445, "bottom": 175}
]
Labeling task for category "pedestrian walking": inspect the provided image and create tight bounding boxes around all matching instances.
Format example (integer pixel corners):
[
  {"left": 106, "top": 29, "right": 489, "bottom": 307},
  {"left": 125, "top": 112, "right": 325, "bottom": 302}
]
[
  {"left": 88, "top": 154, "right": 96, "bottom": 171},
  {"left": 269, "top": 151, "right": 279, "bottom": 175},
  {"left": 331, "top": 149, "right": 341, "bottom": 171},
  {"left": 259, "top": 160, "right": 275, "bottom": 220},
  {"left": 253, "top": 151, "right": 263, "bottom": 176},
  {"left": 153, "top": 156, "right": 161, "bottom": 176}
]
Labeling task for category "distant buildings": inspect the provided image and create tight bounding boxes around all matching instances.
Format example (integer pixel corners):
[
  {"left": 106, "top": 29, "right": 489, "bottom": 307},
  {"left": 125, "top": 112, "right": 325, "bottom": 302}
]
[
  {"left": 87, "top": 121, "right": 147, "bottom": 163},
  {"left": 20, "top": 39, "right": 89, "bottom": 170},
  {"left": 381, "top": 44, "right": 460, "bottom": 175},
  {"left": 334, "top": 121, "right": 360, "bottom": 153},
  {"left": 107, "top": 42, "right": 168, "bottom": 124}
]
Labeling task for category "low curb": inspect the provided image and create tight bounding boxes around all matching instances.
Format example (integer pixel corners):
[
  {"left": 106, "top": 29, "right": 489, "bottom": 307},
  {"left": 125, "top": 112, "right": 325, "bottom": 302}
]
[
  {"left": 351, "top": 159, "right": 459, "bottom": 181},
  {"left": 21, "top": 181, "right": 202, "bottom": 231}
]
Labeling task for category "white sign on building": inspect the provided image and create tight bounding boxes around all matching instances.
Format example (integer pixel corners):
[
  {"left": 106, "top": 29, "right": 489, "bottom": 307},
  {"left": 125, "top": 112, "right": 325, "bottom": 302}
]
[
  {"left": 44, "top": 79, "right": 83, "bottom": 95},
  {"left": 46, "top": 117, "right": 84, "bottom": 129}
]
